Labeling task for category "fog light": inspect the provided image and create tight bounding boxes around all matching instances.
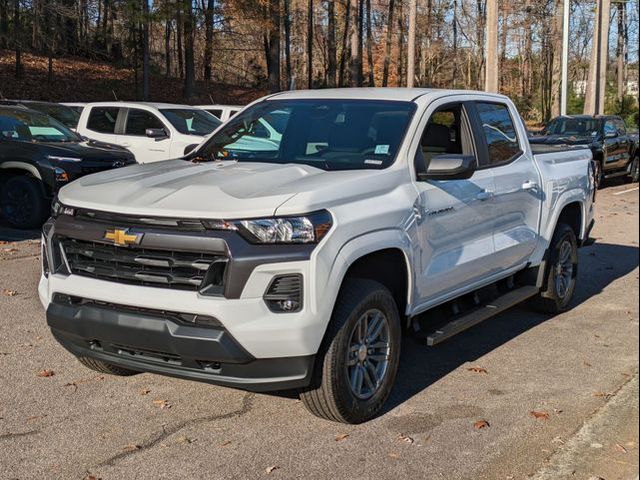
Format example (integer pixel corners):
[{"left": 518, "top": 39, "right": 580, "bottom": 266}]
[{"left": 263, "top": 274, "right": 303, "bottom": 313}]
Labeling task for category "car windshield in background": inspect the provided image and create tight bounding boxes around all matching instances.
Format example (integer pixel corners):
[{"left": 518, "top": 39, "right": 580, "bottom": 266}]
[
  {"left": 0, "top": 109, "right": 79, "bottom": 143},
  {"left": 160, "top": 109, "right": 222, "bottom": 136},
  {"left": 32, "top": 104, "right": 81, "bottom": 129},
  {"left": 545, "top": 118, "right": 599, "bottom": 136},
  {"left": 191, "top": 99, "right": 416, "bottom": 171}
]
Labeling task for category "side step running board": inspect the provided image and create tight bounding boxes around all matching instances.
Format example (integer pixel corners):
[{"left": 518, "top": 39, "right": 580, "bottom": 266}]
[{"left": 426, "top": 285, "right": 540, "bottom": 346}]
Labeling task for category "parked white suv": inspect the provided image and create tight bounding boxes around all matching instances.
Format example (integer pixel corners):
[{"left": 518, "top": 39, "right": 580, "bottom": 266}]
[
  {"left": 195, "top": 104, "right": 242, "bottom": 122},
  {"left": 76, "top": 102, "right": 222, "bottom": 163},
  {"left": 40, "top": 89, "right": 595, "bottom": 423}
]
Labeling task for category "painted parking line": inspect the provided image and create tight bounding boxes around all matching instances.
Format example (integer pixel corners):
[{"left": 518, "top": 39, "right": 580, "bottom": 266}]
[{"left": 613, "top": 186, "right": 639, "bottom": 196}]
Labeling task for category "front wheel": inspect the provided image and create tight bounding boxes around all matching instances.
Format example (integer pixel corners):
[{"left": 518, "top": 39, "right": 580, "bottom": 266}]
[
  {"left": 531, "top": 223, "right": 578, "bottom": 314},
  {"left": 0, "top": 175, "right": 48, "bottom": 229},
  {"left": 630, "top": 157, "right": 639, "bottom": 183},
  {"left": 594, "top": 160, "right": 605, "bottom": 189},
  {"left": 300, "top": 279, "right": 401, "bottom": 424}
]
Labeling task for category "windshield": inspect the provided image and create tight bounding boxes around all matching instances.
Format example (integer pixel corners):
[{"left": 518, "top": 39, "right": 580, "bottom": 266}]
[
  {"left": 31, "top": 103, "right": 81, "bottom": 129},
  {"left": 0, "top": 108, "right": 79, "bottom": 142},
  {"left": 545, "top": 117, "right": 599, "bottom": 136},
  {"left": 160, "top": 109, "right": 222, "bottom": 136},
  {"left": 190, "top": 99, "right": 416, "bottom": 171}
]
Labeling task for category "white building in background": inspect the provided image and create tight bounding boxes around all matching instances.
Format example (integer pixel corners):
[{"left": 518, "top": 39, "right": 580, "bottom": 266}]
[{"left": 572, "top": 78, "right": 638, "bottom": 99}]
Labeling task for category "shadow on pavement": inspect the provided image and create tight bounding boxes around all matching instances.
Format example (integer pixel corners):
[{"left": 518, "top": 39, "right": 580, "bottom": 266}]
[
  {"left": 383, "top": 241, "right": 639, "bottom": 413},
  {"left": 0, "top": 216, "right": 40, "bottom": 242}
]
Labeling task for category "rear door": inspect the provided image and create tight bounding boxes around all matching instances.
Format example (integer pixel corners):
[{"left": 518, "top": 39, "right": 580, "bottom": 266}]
[
  {"left": 472, "top": 101, "right": 542, "bottom": 271},
  {"left": 412, "top": 101, "right": 497, "bottom": 304},
  {"left": 117, "top": 108, "right": 171, "bottom": 163},
  {"left": 81, "top": 106, "right": 120, "bottom": 144}
]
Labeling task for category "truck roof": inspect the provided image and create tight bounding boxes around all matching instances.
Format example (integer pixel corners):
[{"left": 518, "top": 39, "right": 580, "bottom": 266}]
[
  {"left": 83, "top": 101, "right": 201, "bottom": 110},
  {"left": 267, "top": 87, "right": 508, "bottom": 103}
]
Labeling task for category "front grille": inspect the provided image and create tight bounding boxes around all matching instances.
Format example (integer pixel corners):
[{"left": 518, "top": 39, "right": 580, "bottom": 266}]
[{"left": 58, "top": 237, "right": 227, "bottom": 292}]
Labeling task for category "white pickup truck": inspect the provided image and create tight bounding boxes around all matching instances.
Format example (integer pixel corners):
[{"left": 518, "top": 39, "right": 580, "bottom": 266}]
[{"left": 40, "top": 88, "right": 595, "bottom": 423}]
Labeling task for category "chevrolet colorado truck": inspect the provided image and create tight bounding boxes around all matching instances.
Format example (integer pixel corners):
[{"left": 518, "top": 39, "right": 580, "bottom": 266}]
[
  {"left": 530, "top": 114, "right": 639, "bottom": 187},
  {"left": 39, "top": 89, "right": 595, "bottom": 423}
]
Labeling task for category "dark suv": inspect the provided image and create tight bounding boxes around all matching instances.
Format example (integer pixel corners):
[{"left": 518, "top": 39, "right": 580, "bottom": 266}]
[
  {"left": 0, "top": 100, "right": 81, "bottom": 130},
  {"left": 530, "top": 115, "right": 639, "bottom": 187},
  {"left": 0, "top": 106, "right": 135, "bottom": 229}
]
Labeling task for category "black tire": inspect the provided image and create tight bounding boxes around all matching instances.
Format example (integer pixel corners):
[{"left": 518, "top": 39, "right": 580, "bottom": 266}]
[
  {"left": 630, "top": 157, "right": 639, "bottom": 183},
  {"left": 0, "top": 175, "right": 48, "bottom": 229},
  {"left": 594, "top": 159, "right": 605, "bottom": 189},
  {"left": 77, "top": 356, "right": 139, "bottom": 376},
  {"left": 300, "top": 278, "right": 401, "bottom": 424},
  {"left": 531, "top": 223, "right": 578, "bottom": 314}
]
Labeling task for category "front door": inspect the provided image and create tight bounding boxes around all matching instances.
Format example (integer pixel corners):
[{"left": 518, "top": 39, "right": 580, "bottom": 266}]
[
  {"left": 117, "top": 108, "right": 171, "bottom": 163},
  {"left": 412, "top": 102, "right": 497, "bottom": 305}
]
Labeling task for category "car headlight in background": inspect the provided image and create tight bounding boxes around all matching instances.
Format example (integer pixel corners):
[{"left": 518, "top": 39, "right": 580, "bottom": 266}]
[{"left": 224, "top": 211, "right": 332, "bottom": 244}]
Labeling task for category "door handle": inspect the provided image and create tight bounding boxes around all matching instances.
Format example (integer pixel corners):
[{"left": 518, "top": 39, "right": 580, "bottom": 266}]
[
  {"left": 476, "top": 190, "right": 494, "bottom": 201},
  {"left": 522, "top": 180, "right": 539, "bottom": 191}
]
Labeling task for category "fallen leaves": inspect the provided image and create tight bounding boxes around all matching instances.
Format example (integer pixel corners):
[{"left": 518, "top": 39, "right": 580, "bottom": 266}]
[
  {"left": 592, "top": 391, "right": 614, "bottom": 400},
  {"left": 334, "top": 433, "right": 349, "bottom": 442},
  {"left": 473, "top": 419, "right": 490, "bottom": 430},
  {"left": 176, "top": 435, "right": 194, "bottom": 444},
  {"left": 615, "top": 443, "right": 628, "bottom": 453},
  {"left": 395, "top": 433, "right": 414, "bottom": 444},
  {"left": 583, "top": 361, "right": 592, "bottom": 368},
  {"left": 152, "top": 399, "right": 172, "bottom": 409},
  {"left": 219, "top": 440, "right": 232, "bottom": 447},
  {"left": 467, "top": 366, "right": 488, "bottom": 374},
  {"left": 529, "top": 411, "right": 550, "bottom": 421},
  {"left": 121, "top": 444, "right": 141, "bottom": 452},
  {"left": 265, "top": 465, "right": 279, "bottom": 474},
  {"left": 2, "top": 289, "right": 18, "bottom": 297},
  {"left": 139, "top": 389, "right": 151, "bottom": 396},
  {"left": 388, "top": 452, "right": 401, "bottom": 459},
  {"left": 64, "top": 375, "right": 105, "bottom": 392},
  {"left": 36, "top": 369, "right": 55, "bottom": 377}
]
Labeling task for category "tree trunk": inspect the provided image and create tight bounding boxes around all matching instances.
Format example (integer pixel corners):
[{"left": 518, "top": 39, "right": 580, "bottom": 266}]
[
  {"left": 381, "top": 0, "right": 394, "bottom": 86},
  {"left": 176, "top": 1, "right": 184, "bottom": 79},
  {"left": 365, "top": 0, "right": 374, "bottom": 86},
  {"left": 338, "top": 0, "right": 351, "bottom": 87},
  {"left": 485, "top": 0, "right": 498, "bottom": 92},
  {"left": 266, "top": 0, "right": 281, "bottom": 93},
  {"left": 522, "top": 0, "right": 532, "bottom": 99},
  {"left": 395, "top": 0, "right": 403, "bottom": 86},
  {"left": 284, "top": 0, "right": 292, "bottom": 87},
  {"left": 452, "top": 0, "right": 458, "bottom": 87},
  {"left": 183, "top": 0, "right": 195, "bottom": 98},
  {"left": 348, "top": 0, "right": 361, "bottom": 86},
  {"left": 550, "top": 0, "right": 563, "bottom": 117},
  {"left": 307, "top": 0, "right": 313, "bottom": 88},
  {"left": 165, "top": 14, "right": 171, "bottom": 77},
  {"left": 327, "top": 0, "right": 336, "bottom": 87},
  {"left": 14, "top": 0, "right": 21, "bottom": 79},
  {"left": 204, "top": 0, "right": 214, "bottom": 85},
  {"left": 142, "top": 0, "right": 150, "bottom": 101},
  {"left": 616, "top": 0, "right": 626, "bottom": 106}
]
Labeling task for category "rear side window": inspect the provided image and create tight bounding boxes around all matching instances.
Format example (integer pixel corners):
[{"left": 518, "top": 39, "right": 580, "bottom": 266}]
[
  {"left": 87, "top": 107, "right": 119, "bottom": 134},
  {"left": 614, "top": 118, "right": 626, "bottom": 135},
  {"left": 125, "top": 109, "right": 165, "bottom": 136},
  {"left": 476, "top": 102, "right": 521, "bottom": 165},
  {"left": 207, "top": 109, "right": 223, "bottom": 119}
]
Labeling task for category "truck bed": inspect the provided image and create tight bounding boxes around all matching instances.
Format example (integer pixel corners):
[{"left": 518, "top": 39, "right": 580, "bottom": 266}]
[{"left": 530, "top": 143, "right": 591, "bottom": 156}]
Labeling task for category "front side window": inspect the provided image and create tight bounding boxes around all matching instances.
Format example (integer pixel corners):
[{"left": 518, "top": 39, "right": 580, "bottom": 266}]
[
  {"left": 191, "top": 100, "right": 415, "bottom": 171},
  {"left": 160, "top": 109, "right": 221, "bottom": 136},
  {"left": 614, "top": 118, "right": 626, "bottom": 135},
  {"left": 545, "top": 117, "right": 599, "bottom": 136},
  {"left": 0, "top": 109, "right": 78, "bottom": 142},
  {"left": 604, "top": 120, "right": 617, "bottom": 137},
  {"left": 87, "top": 107, "right": 120, "bottom": 134},
  {"left": 476, "top": 102, "right": 521, "bottom": 165},
  {"left": 125, "top": 109, "right": 166, "bottom": 136}
]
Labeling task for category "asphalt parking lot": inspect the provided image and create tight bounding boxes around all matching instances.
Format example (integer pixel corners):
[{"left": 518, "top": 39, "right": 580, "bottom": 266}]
[{"left": 1, "top": 183, "right": 638, "bottom": 480}]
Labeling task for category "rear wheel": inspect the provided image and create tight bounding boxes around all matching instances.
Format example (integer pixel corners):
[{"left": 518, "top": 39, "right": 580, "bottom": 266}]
[
  {"left": 77, "top": 357, "right": 139, "bottom": 376},
  {"left": 0, "top": 175, "right": 48, "bottom": 229},
  {"left": 630, "top": 157, "right": 639, "bottom": 183},
  {"left": 300, "top": 279, "right": 401, "bottom": 424},
  {"left": 531, "top": 223, "right": 578, "bottom": 314},
  {"left": 594, "top": 159, "right": 605, "bottom": 189}
]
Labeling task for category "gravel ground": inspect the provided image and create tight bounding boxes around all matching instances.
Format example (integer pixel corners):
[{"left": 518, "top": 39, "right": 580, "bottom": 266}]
[{"left": 0, "top": 182, "right": 638, "bottom": 480}]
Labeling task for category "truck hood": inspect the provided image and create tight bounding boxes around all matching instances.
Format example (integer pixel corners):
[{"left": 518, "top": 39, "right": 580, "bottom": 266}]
[
  {"left": 40, "top": 139, "right": 134, "bottom": 160},
  {"left": 58, "top": 159, "right": 403, "bottom": 219}
]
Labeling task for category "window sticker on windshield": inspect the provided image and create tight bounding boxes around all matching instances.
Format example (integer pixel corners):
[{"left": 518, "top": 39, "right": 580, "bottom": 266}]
[
  {"left": 364, "top": 159, "right": 383, "bottom": 165},
  {"left": 374, "top": 144, "right": 390, "bottom": 155}
]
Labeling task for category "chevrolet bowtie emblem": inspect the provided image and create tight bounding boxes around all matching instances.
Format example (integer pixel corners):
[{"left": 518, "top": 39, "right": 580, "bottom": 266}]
[{"left": 103, "top": 228, "right": 142, "bottom": 247}]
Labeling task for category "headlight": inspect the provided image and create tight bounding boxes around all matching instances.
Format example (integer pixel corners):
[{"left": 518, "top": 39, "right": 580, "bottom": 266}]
[
  {"left": 205, "top": 211, "right": 332, "bottom": 244},
  {"left": 47, "top": 155, "right": 82, "bottom": 162},
  {"left": 50, "top": 197, "right": 75, "bottom": 218}
]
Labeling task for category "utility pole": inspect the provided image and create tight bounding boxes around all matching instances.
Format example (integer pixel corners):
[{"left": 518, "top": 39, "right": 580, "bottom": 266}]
[
  {"left": 485, "top": 0, "right": 498, "bottom": 92},
  {"left": 584, "top": 0, "right": 611, "bottom": 115},
  {"left": 560, "top": 0, "right": 570, "bottom": 115},
  {"left": 407, "top": 0, "right": 416, "bottom": 87}
]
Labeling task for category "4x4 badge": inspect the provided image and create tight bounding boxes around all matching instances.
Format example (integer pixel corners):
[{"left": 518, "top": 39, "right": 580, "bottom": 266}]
[{"left": 103, "top": 228, "right": 143, "bottom": 246}]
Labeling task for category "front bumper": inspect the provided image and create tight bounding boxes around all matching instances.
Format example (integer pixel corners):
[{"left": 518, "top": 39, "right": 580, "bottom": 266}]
[{"left": 47, "top": 296, "right": 314, "bottom": 392}]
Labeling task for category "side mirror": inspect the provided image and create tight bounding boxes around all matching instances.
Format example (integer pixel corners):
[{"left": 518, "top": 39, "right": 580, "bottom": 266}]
[
  {"left": 146, "top": 128, "right": 168, "bottom": 140},
  {"left": 418, "top": 153, "right": 477, "bottom": 181}
]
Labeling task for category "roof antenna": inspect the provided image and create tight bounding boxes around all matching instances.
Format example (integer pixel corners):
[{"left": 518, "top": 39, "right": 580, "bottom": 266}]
[
  {"left": 112, "top": 90, "right": 119, "bottom": 101},
  {"left": 208, "top": 94, "right": 214, "bottom": 104}
]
